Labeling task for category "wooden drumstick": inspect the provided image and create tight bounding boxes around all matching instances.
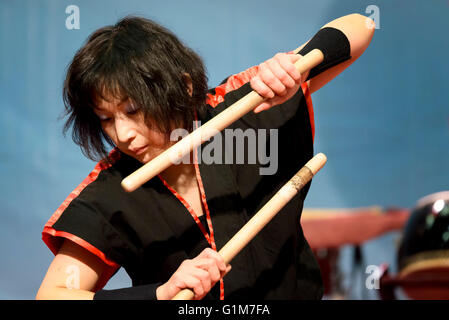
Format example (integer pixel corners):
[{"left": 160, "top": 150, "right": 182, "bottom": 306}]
[
  {"left": 171, "top": 153, "right": 327, "bottom": 300},
  {"left": 121, "top": 49, "right": 324, "bottom": 192}
]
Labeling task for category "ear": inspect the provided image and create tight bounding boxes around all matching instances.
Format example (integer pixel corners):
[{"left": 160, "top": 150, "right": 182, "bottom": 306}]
[{"left": 182, "top": 73, "right": 193, "bottom": 96}]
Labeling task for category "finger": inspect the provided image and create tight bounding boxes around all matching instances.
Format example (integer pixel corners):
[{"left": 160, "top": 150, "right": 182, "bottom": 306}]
[
  {"left": 250, "top": 76, "right": 275, "bottom": 99},
  {"left": 259, "top": 62, "right": 286, "bottom": 96},
  {"left": 278, "top": 53, "right": 302, "bottom": 83},
  {"left": 193, "top": 267, "right": 213, "bottom": 294},
  {"left": 200, "top": 249, "right": 227, "bottom": 273},
  {"left": 267, "top": 57, "right": 295, "bottom": 90},
  {"left": 193, "top": 257, "right": 221, "bottom": 283},
  {"left": 171, "top": 273, "right": 203, "bottom": 298},
  {"left": 184, "top": 274, "right": 205, "bottom": 298},
  {"left": 204, "top": 260, "right": 222, "bottom": 283}
]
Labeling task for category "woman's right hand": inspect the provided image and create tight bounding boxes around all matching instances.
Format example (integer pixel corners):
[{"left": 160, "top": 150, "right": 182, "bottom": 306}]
[{"left": 156, "top": 248, "right": 231, "bottom": 300}]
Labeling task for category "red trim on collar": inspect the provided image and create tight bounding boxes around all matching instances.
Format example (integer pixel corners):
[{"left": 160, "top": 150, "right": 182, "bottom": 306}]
[
  {"left": 192, "top": 119, "right": 225, "bottom": 300},
  {"left": 158, "top": 114, "right": 225, "bottom": 300},
  {"left": 158, "top": 175, "right": 211, "bottom": 245}
]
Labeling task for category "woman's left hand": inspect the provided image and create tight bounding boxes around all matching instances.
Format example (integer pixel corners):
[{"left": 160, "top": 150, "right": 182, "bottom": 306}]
[{"left": 250, "top": 52, "right": 305, "bottom": 113}]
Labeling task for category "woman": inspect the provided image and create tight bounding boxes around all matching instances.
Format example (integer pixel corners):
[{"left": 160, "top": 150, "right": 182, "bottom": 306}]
[{"left": 37, "top": 14, "right": 374, "bottom": 300}]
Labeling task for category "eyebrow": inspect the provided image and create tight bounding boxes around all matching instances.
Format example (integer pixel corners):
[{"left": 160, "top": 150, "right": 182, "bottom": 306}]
[{"left": 94, "top": 97, "right": 129, "bottom": 111}]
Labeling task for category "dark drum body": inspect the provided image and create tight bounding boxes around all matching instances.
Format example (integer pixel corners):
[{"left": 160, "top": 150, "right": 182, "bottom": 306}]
[{"left": 397, "top": 191, "right": 449, "bottom": 299}]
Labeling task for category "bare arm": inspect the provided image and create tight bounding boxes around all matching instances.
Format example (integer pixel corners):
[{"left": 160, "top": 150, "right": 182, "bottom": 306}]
[
  {"left": 36, "top": 239, "right": 106, "bottom": 299},
  {"left": 251, "top": 13, "right": 374, "bottom": 112},
  {"left": 36, "top": 239, "right": 230, "bottom": 300},
  {"left": 303, "top": 13, "right": 375, "bottom": 94}
]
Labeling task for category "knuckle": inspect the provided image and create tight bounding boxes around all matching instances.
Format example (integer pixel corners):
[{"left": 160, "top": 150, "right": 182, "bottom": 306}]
[
  {"left": 203, "top": 258, "right": 213, "bottom": 268},
  {"left": 192, "top": 278, "right": 201, "bottom": 287},
  {"left": 278, "top": 72, "right": 288, "bottom": 82},
  {"left": 275, "top": 82, "right": 286, "bottom": 92},
  {"left": 250, "top": 77, "right": 262, "bottom": 89},
  {"left": 171, "top": 275, "right": 180, "bottom": 284},
  {"left": 264, "top": 72, "right": 276, "bottom": 84},
  {"left": 199, "top": 271, "right": 208, "bottom": 281},
  {"left": 292, "top": 71, "right": 301, "bottom": 81},
  {"left": 261, "top": 87, "right": 273, "bottom": 97},
  {"left": 259, "top": 62, "right": 269, "bottom": 71},
  {"left": 181, "top": 259, "right": 190, "bottom": 267},
  {"left": 285, "top": 77, "right": 296, "bottom": 88},
  {"left": 274, "top": 52, "right": 284, "bottom": 59},
  {"left": 174, "top": 279, "right": 184, "bottom": 288}
]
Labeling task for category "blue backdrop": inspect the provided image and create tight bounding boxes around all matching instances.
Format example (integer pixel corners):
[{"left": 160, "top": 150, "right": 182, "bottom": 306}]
[{"left": 1, "top": 0, "right": 448, "bottom": 299}]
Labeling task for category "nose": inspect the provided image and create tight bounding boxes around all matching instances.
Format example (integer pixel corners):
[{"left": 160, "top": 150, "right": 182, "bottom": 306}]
[{"left": 114, "top": 117, "right": 137, "bottom": 144}]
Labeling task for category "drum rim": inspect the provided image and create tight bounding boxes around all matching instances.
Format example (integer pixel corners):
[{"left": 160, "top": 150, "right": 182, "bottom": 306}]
[{"left": 416, "top": 191, "right": 449, "bottom": 208}]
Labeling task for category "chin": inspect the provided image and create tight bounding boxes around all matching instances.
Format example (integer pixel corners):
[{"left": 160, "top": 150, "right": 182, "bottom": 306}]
[
  {"left": 139, "top": 150, "right": 161, "bottom": 164},
  {"left": 139, "top": 154, "right": 152, "bottom": 164}
]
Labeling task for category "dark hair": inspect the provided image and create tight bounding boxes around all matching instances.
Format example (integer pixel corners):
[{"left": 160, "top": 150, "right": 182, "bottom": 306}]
[{"left": 62, "top": 16, "right": 208, "bottom": 161}]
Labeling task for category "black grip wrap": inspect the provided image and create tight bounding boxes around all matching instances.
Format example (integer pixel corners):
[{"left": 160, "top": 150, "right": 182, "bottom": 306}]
[
  {"left": 298, "top": 27, "right": 351, "bottom": 80},
  {"left": 93, "top": 283, "right": 161, "bottom": 300}
]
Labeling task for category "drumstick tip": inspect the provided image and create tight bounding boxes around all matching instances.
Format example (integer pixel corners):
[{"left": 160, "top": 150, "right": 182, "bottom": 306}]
[
  {"left": 121, "top": 177, "right": 136, "bottom": 193},
  {"left": 306, "top": 153, "right": 327, "bottom": 175}
]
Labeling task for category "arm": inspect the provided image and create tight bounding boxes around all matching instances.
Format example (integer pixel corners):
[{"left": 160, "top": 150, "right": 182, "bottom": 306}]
[
  {"left": 36, "top": 239, "right": 104, "bottom": 299},
  {"left": 251, "top": 13, "right": 374, "bottom": 112},
  {"left": 37, "top": 239, "right": 230, "bottom": 300},
  {"left": 304, "top": 13, "right": 375, "bottom": 94}
]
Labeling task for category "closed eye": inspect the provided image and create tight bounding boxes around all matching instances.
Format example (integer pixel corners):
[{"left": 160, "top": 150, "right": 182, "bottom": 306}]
[
  {"left": 97, "top": 114, "right": 112, "bottom": 122},
  {"left": 125, "top": 102, "right": 141, "bottom": 115}
]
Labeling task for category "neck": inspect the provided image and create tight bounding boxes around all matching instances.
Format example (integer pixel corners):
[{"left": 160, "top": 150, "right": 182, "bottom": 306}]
[{"left": 160, "top": 159, "right": 196, "bottom": 192}]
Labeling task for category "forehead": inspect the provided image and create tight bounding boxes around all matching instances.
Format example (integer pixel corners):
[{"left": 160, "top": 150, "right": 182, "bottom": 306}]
[{"left": 94, "top": 94, "right": 129, "bottom": 111}]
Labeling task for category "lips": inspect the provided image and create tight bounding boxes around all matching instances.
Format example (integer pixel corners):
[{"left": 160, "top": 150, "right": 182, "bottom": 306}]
[{"left": 130, "top": 145, "right": 148, "bottom": 155}]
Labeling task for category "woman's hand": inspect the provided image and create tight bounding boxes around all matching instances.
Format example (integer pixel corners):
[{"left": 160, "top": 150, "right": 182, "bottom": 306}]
[
  {"left": 156, "top": 248, "right": 231, "bottom": 300},
  {"left": 250, "top": 52, "right": 305, "bottom": 113}
]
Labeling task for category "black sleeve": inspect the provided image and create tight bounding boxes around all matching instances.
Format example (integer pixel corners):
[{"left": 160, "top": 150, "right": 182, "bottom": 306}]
[
  {"left": 50, "top": 196, "right": 130, "bottom": 265},
  {"left": 93, "top": 283, "right": 162, "bottom": 300}
]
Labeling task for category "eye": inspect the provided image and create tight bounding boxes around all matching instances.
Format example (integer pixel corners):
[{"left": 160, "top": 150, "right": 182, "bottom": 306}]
[
  {"left": 97, "top": 114, "right": 112, "bottom": 122},
  {"left": 125, "top": 102, "right": 141, "bottom": 115}
]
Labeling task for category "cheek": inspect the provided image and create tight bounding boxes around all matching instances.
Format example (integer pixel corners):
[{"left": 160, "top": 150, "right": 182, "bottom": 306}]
[
  {"left": 101, "top": 124, "right": 117, "bottom": 144},
  {"left": 143, "top": 127, "right": 169, "bottom": 147}
]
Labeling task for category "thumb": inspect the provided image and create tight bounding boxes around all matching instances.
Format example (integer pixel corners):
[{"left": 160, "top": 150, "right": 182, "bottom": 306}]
[
  {"left": 224, "top": 264, "right": 232, "bottom": 275},
  {"left": 253, "top": 102, "right": 272, "bottom": 114}
]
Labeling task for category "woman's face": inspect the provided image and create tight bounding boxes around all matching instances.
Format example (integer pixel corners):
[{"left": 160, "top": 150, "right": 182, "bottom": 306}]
[{"left": 94, "top": 97, "right": 175, "bottom": 163}]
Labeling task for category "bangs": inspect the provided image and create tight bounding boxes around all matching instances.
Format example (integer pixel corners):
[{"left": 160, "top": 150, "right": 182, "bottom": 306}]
[
  {"left": 84, "top": 41, "right": 187, "bottom": 135},
  {"left": 63, "top": 16, "right": 208, "bottom": 161}
]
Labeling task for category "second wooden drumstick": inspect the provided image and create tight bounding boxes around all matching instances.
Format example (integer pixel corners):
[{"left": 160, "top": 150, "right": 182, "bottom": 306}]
[{"left": 172, "top": 152, "right": 327, "bottom": 300}]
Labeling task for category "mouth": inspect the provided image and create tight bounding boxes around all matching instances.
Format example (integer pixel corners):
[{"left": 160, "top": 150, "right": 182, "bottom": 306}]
[{"left": 130, "top": 145, "right": 148, "bottom": 155}]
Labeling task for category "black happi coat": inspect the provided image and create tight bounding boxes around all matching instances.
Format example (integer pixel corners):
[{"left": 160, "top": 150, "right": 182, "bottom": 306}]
[{"left": 43, "top": 67, "right": 323, "bottom": 299}]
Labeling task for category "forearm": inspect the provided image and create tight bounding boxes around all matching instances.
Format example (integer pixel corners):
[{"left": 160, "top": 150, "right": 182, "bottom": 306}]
[
  {"left": 297, "top": 13, "right": 374, "bottom": 92},
  {"left": 322, "top": 13, "right": 374, "bottom": 60},
  {"left": 295, "top": 14, "right": 374, "bottom": 60},
  {"left": 36, "top": 286, "right": 94, "bottom": 300},
  {"left": 36, "top": 283, "right": 162, "bottom": 300}
]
